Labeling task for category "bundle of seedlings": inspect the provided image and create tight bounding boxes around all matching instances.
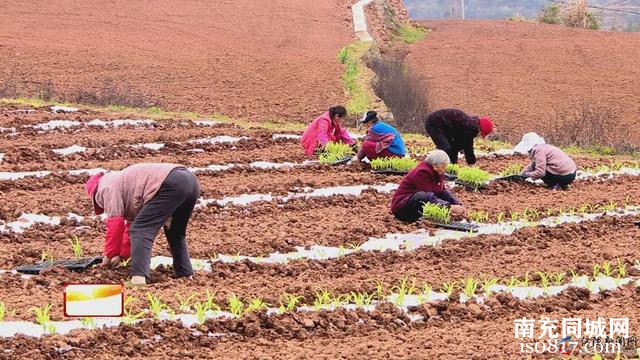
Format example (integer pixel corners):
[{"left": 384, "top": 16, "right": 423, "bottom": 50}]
[
  {"left": 370, "top": 157, "right": 418, "bottom": 174},
  {"left": 318, "top": 141, "right": 355, "bottom": 165},
  {"left": 455, "top": 166, "right": 493, "bottom": 190}
]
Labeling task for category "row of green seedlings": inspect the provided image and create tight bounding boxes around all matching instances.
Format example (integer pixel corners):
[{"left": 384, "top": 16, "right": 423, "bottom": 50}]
[
  {"left": 466, "top": 197, "right": 637, "bottom": 224},
  {"left": 581, "top": 162, "right": 640, "bottom": 175},
  {"left": 318, "top": 141, "right": 355, "bottom": 164},
  {"left": 406, "top": 138, "right": 513, "bottom": 158},
  {"left": 4, "top": 258, "right": 637, "bottom": 332},
  {"left": 370, "top": 157, "right": 418, "bottom": 172}
]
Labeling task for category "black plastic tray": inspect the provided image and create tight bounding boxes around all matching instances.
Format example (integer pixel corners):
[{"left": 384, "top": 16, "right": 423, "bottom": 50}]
[
  {"left": 371, "top": 169, "right": 409, "bottom": 176},
  {"left": 635, "top": 221, "right": 640, "bottom": 228},
  {"left": 454, "top": 180, "right": 488, "bottom": 191},
  {"left": 16, "top": 256, "right": 103, "bottom": 275},
  {"left": 444, "top": 172, "right": 457, "bottom": 181},
  {"left": 434, "top": 221, "right": 479, "bottom": 232},
  {"left": 493, "top": 174, "right": 526, "bottom": 182},
  {"left": 330, "top": 157, "right": 352, "bottom": 166}
]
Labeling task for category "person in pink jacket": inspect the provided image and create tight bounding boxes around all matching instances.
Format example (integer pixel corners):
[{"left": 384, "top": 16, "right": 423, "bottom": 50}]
[
  {"left": 300, "top": 106, "right": 357, "bottom": 156},
  {"left": 85, "top": 163, "right": 200, "bottom": 286},
  {"left": 514, "top": 132, "right": 577, "bottom": 190}
]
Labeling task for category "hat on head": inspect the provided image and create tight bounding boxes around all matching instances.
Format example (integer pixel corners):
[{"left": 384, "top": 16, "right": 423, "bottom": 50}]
[
  {"left": 478, "top": 117, "right": 494, "bottom": 138},
  {"left": 360, "top": 110, "right": 378, "bottom": 124},
  {"left": 85, "top": 172, "right": 105, "bottom": 215},
  {"left": 513, "top": 132, "right": 546, "bottom": 154}
]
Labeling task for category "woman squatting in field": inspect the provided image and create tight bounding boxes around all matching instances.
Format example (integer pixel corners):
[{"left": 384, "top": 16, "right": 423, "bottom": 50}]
[
  {"left": 300, "top": 105, "right": 357, "bottom": 156},
  {"left": 424, "top": 108, "right": 494, "bottom": 165},
  {"left": 514, "top": 132, "right": 578, "bottom": 190},
  {"left": 85, "top": 163, "right": 200, "bottom": 286},
  {"left": 391, "top": 150, "right": 467, "bottom": 223},
  {"left": 355, "top": 110, "right": 406, "bottom": 161}
]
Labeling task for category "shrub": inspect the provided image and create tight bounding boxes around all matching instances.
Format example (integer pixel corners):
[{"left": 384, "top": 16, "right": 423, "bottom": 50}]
[
  {"left": 538, "top": 4, "right": 562, "bottom": 25},
  {"left": 366, "top": 55, "right": 431, "bottom": 133}
]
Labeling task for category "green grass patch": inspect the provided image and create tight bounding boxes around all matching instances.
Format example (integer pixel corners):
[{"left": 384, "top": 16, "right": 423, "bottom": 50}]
[
  {"left": 336, "top": 42, "right": 372, "bottom": 116},
  {"left": 370, "top": 157, "right": 418, "bottom": 172},
  {"left": 395, "top": 25, "right": 426, "bottom": 44}
]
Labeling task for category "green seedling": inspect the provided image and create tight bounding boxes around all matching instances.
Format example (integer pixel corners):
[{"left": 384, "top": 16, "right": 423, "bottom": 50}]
[
  {"left": 456, "top": 167, "right": 493, "bottom": 189},
  {"left": 441, "top": 282, "right": 456, "bottom": 299},
  {"left": 602, "top": 261, "right": 613, "bottom": 277},
  {"left": 176, "top": 292, "right": 198, "bottom": 313},
  {"left": 40, "top": 249, "right": 53, "bottom": 263},
  {"left": 461, "top": 277, "right": 478, "bottom": 299},
  {"left": 509, "top": 211, "right": 520, "bottom": 222},
  {"left": 537, "top": 272, "right": 550, "bottom": 293},
  {"left": 32, "top": 304, "right": 53, "bottom": 332},
  {"left": 495, "top": 212, "right": 505, "bottom": 224},
  {"left": 592, "top": 264, "right": 601, "bottom": 280},
  {"left": 338, "top": 246, "right": 346, "bottom": 257},
  {"left": 331, "top": 293, "right": 350, "bottom": 308},
  {"left": 192, "top": 260, "right": 206, "bottom": 271},
  {"left": 374, "top": 280, "right": 386, "bottom": 300},
  {"left": 227, "top": 294, "right": 244, "bottom": 317},
  {"left": 313, "top": 289, "right": 333, "bottom": 311},
  {"left": 193, "top": 302, "right": 207, "bottom": 325},
  {"left": 280, "top": 293, "right": 303, "bottom": 313},
  {"left": 0, "top": 302, "right": 5, "bottom": 321},
  {"left": 393, "top": 277, "right": 417, "bottom": 306},
  {"left": 504, "top": 276, "right": 518, "bottom": 291},
  {"left": 480, "top": 276, "right": 498, "bottom": 296},
  {"left": 498, "top": 164, "right": 523, "bottom": 177},
  {"left": 80, "top": 317, "right": 95, "bottom": 328},
  {"left": 422, "top": 202, "right": 451, "bottom": 224},
  {"left": 232, "top": 252, "right": 241, "bottom": 262},
  {"left": 209, "top": 252, "right": 218, "bottom": 262},
  {"left": 121, "top": 258, "right": 131, "bottom": 267},
  {"left": 146, "top": 292, "right": 170, "bottom": 319},
  {"left": 616, "top": 258, "right": 627, "bottom": 278},
  {"left": 468, "top": 210, "right": 489, "bottom": 223},
  {"left": 68, "top": 235, "right": 83, "bottom": 258},
  {"left": 349, "top": 292, "right": 373, "bottom": 306},
  {"left": 570, "top": 270, "right": 579, "bottom": 283},
  {"left": 204, "top": 290, "right": 221, "bottom": 313},
  {"left": 123, "top": 296, "right": 145, "bottom": 324},
  {"left": 517, "top": 272, "right": 530, "bottom": 287},
  {"left": 422, "top": 283, "right": 432, "bottom": 302},
  {"left": 255, "top": 255, "right": 264, "bottom": 264},
  {"left": 246, "top": 297, "right": 268, "bottom": 313},
  {"left": 551, "top": 272, "right": 566, "bottom": 286}
]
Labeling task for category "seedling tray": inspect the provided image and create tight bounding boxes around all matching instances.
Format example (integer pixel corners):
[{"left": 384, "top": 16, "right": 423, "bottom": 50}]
[
  {"left": 330, "top": 157, "right": 352, "bottom": 166},
  {"left": 444, "top": 172, "right": 457, "bottom": 181},
  {"left": 635, "top": 221, "right": 640, "bottom": 228},
  {"left": 493, "top": 174, "right": 526, "bottom": 182},
  {"left": 16, "top": 256, "right": 103, "bottom": 275},
  {"left": 371, "top": 169, "right": 409, "bottom": 176},
  {"left": 434, "top": 221, "right": 479, "bottom": 232},
  {"left": 454, "top": 180, "right": 488, "bottom": 191}
]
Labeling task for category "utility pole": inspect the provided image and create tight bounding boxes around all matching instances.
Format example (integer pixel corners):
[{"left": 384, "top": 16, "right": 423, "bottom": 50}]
[{"left": 460, "top": 0, "right": 465, "bottom": 19}]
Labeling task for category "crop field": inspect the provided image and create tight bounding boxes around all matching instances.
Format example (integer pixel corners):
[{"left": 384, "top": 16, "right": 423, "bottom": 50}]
[{"left": 0, "top": 102, "right": 639, "bottom": 359}]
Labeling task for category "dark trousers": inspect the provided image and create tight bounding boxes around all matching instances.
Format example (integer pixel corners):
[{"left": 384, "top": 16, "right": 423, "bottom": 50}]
[
  {"left": 425, "top": 126, "right": 458, "bottom": 164},
  {"left": 541, "top": 171, "right": 576, "bottom": 188},
  {"left": 394, "top": 192, "right": 435, "bottom": 223},
  {"left": 129, "top": 168, "right": 200, "bottom": 278}
]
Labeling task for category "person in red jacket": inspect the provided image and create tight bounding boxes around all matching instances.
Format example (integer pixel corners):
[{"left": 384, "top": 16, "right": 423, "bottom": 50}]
[
  {"left": 391, "top": 150, "right": 467, "bottom": 223},
  {"left": 85, "top": 163, "right": 200, "bottom": 286}
]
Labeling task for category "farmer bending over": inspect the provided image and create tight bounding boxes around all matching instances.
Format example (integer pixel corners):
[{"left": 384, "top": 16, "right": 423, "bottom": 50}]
[
  {"left": 356, "top": 110, "right": 406, "bottom": 161},
  {"left": 85, "top": 163, "right": 200, "bottom": 286},
  {"left": 514, "top": 132, "right": 577, "bottom": 190},
  {"left": 301, "top": 105, "right": 357, "bottom": 156},
  {"left": 424, "top": 108, "right": 494, "bottom": 165},
  {"left": 391, "top": 150, "right": 466, "bottom": 223}
]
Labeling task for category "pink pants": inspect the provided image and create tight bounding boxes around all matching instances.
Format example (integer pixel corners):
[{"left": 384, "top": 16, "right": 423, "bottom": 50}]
[{"left": 359, "top": 141, "right": 400, "bottom": 160}]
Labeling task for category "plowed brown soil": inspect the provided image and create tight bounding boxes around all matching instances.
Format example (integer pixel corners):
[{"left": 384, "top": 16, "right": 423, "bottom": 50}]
[
  {"left": 406, "top": 20, "right": 640, "bottom": 143},
  {"left": 0, "top": 0, "right": 355, "bottom": 122}
]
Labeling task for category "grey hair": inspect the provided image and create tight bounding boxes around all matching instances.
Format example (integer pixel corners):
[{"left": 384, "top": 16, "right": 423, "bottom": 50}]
[{"left": 425, "top": 149, "right": 450, "bottom": 165}]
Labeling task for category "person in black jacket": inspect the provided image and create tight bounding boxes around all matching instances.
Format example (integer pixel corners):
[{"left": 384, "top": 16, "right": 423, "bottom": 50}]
[{"left": 423, "top": 109, "right": 494, "bottom": 165}]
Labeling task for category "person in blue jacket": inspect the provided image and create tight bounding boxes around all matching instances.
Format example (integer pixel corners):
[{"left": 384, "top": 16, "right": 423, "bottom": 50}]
[{"left": 356, "top": 111, "right": 406, "bottom": 161}]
